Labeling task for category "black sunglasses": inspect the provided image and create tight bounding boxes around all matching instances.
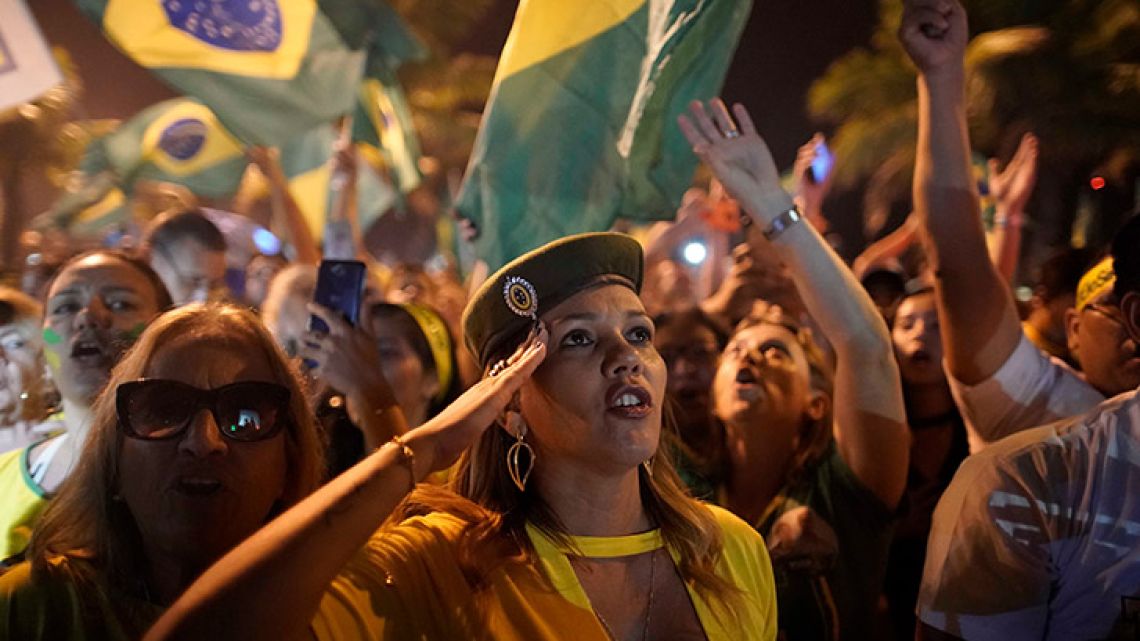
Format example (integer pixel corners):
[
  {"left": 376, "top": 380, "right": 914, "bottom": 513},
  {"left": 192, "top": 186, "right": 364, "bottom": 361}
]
[{"left": 116, "top": 379, "right": 291, "bottom": 442}]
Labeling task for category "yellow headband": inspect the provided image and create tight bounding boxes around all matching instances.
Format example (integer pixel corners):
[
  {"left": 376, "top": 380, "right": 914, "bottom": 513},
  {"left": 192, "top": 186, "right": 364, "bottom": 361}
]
[
  {"left": 1075, "top": 257, "right": 1115, "bottom": 312},
  {"left": 400, "top": 303, "right": 454, "bottom": 404}
]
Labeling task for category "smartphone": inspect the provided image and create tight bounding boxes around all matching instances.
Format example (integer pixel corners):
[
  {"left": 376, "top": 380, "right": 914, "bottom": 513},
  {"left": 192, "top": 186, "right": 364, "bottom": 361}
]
[
  {"left": 809, "top": 140, "right": 833, "bottom": 184},
  {"left": 309, "top": 259, "right": 366, "bottom": 334}
]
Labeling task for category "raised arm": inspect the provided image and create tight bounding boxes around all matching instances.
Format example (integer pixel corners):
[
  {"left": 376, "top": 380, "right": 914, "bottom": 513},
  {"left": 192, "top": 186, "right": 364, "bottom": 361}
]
[
  {"left": 851, "top": 212, "right": 920, "bottom": 279},
  {"left": 986, "top": 133, "right": 1038, "bottom": 283},
  {"left": 900, "top": 0, "right": 1022, "bottom": 385},
  {"left": 679, "top": 100, "right": 908, "bottom": 508},
  {"left": 246, "top": 146, "right": 321, "bottom": 265},
  {"left": 145, "top": 330, "right": 547, "bottom": 641}
]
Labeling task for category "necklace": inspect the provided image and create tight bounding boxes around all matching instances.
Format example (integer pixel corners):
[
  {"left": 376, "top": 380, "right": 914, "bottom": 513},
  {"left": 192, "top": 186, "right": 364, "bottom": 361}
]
[{"left": 594, "top": 549, "right": 657, "bottom": 641}]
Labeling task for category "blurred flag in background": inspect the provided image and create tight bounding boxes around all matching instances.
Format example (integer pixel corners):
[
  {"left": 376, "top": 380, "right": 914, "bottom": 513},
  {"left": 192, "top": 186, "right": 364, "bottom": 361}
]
[
  {"left": 74, "top": 0, "right": 364, "bottom": 145},
  {"left": 455, "top": 0, "right": 753, "bottom": 270}
]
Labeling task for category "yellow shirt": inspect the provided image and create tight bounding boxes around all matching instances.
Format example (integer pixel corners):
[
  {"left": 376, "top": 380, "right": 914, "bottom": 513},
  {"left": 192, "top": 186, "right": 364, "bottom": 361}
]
[
  {"left": 0, "top": 558, "right": 162, "bottom": 640},
  {"left": 312, "top": 503, "right": 777, "bottom": 640},
  {"left": 0, "top": 446, "right": 49, "bottom": 559}
]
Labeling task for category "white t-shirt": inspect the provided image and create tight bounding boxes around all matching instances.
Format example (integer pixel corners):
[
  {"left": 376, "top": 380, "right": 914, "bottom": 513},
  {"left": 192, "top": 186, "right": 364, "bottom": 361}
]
[
  {"left": 948, "top": 333, "right": 1105, "bottom": 452},
  {"left": 918, "top": 389, "right": 1140, "bottom": 640}
]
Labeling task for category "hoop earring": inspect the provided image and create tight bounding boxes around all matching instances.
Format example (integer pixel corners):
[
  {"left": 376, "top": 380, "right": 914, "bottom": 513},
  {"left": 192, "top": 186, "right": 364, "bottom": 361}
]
[
  {"left": 506, "top": 422, "right": 535, "bottom": 492},
  {"left": 641, "top": 457, "right": 654, "bottom": 475}
]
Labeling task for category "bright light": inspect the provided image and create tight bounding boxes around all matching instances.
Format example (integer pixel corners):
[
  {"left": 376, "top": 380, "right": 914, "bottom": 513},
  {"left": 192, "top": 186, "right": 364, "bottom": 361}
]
[
  {"left": 682, "top": 241, "right": 707, "bottom": 265},
  {"left": 252, "top": 228, "right": 281, "bottom": 255},
  {"left": 1090, "top": 176, "right": 1106, "bottom": 191}
]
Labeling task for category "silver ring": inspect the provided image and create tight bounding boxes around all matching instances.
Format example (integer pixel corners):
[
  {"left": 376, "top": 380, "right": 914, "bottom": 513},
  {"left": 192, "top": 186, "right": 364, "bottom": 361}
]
[{"left": 723, "top": 129, "right": 741, "bottom": 139}]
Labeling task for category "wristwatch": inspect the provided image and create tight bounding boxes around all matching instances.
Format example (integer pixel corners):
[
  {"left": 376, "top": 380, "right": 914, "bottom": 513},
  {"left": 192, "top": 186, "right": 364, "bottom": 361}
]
[{"left": 762, "top": 206, "right": 803, "bottom": 241}]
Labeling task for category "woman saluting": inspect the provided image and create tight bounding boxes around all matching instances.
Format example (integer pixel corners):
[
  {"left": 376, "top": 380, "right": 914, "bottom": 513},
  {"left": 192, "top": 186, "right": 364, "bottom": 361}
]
[{"left": 147, "top": 232, "right": 777, "bottom": 641}]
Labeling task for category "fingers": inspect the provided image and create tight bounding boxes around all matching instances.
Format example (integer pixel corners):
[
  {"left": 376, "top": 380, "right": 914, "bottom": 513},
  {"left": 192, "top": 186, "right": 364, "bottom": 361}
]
[
  {"left": 687, "top": 100, "right": 724, "bottom": 144},
  {"left": 491, "top": 331, "right": 547, "bottom": 393},
  {"left": 709, "top": 98, "right": 738, "bottom": 137},
  {"left": 677, "top": 113, "right": 710, "bottom": 153},
  {"left": 307, "top": 303, "right": 351, "bottom": 338},
  {"left": 732, "top": 103, "right": 758, "bottom": 137}
]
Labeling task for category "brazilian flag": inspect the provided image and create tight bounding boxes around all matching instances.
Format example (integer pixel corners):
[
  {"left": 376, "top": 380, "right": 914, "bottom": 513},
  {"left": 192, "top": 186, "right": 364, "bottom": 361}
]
[
  {"left": 275, "top": 125, "right": 397, "bottom": 239},
  {"left": 86, "top": 98, "right": 249, "bottom": 198},
  {"left": 75, "top": 0, "right": 364, "bottom": 146},
  {"left": 353, "top": 75, "right": 422, "bottom": 194},
  {"left": 43, "top": 98, "right": 247, "bottom": 232},
  {"left": 317, "top": 0, "right": 427, "bottom": 194},
  {"left": 455, "top": 0, "right": 752, "bottom": 270}
]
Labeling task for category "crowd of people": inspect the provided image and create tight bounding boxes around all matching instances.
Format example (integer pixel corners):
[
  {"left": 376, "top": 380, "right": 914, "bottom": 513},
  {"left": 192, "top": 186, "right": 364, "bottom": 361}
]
[{"left": 0, "top": 1, "right": 1136, "bottom": 639}]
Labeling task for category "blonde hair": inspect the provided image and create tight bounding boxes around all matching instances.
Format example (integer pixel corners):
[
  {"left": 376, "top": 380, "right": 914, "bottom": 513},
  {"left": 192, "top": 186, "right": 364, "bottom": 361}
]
[{"left": 28, "top": 304, "right": 324, "bottom": 594}]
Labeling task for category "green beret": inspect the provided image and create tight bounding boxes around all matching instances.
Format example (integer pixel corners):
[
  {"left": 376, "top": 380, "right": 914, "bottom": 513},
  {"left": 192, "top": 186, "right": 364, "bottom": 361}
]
[{"left": 462, "top": 232, "right": 644, "bottom": 369}]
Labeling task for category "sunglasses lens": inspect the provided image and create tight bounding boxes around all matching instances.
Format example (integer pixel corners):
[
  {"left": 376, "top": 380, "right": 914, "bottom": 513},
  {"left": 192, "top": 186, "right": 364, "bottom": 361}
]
[
  {"left": 123, "top": 382, "right": 196, "bottom": 438},
  {"left": 216, "top": 383, "right": 288, "bottom": 441}
]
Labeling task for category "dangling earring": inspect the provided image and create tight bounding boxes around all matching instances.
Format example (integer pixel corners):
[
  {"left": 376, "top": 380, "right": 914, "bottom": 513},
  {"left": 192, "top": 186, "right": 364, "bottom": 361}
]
[
  {"left": 641, "top": 457, "right": 654, "bottom": 475},
  {"left": 506, "top": 421, "right": 535, "bottom": 492}
]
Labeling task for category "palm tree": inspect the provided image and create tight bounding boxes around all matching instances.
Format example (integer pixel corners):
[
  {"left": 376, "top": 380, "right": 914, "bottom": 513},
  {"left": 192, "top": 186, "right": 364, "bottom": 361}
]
[{"left": 808, "top": 0, "right": 1139, "bottom": 248}]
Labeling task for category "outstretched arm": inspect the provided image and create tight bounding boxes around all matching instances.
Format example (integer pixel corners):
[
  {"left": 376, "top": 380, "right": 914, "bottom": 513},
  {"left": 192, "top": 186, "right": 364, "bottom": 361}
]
[
  {"left": 679, "top": 100, "right": 908, "bottom": 508},
  {"left": 145, "top": 330, "right": 548, "bottom": 641},
  {"left": 247, "top": 146, "right": 321, "bottom": 265},
  {"left": 987, "top": 133, "right": 1038, "bottom": 282},
  {"left": 900, "top": 0, "right": 1022, "bottom": 385}
]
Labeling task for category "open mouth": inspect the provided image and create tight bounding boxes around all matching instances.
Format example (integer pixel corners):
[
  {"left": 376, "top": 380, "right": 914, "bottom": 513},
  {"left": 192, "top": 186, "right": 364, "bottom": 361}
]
[
  {"left": 607, "top": 384, "right": 653, "bottom": 419},
  {"left": 69, "top": 337, "right": 107, "bottom": 364},
  {"left": 173, "top": 476, "right": 224, "bottom": 497},
  {"left": 909, "top": 349, "right": 932, "bottom": 365}
]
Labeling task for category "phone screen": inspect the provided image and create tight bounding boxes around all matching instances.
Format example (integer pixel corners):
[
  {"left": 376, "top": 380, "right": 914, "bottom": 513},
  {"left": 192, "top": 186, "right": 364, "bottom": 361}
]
[{"left": 810, "top": 141, "right": 833, "bottom": 184}]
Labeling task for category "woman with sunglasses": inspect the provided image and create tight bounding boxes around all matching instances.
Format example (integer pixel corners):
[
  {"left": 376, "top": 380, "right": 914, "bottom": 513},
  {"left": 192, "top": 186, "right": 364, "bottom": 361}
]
[
  {"left": 678, "top": 99, "right": 909, "bottom": 639},
  {"left": 0, "top": 304, "right": 324, "bottom": 639},
  {"left": 146, "top": 232, "right": 777, "bottom": 641}
]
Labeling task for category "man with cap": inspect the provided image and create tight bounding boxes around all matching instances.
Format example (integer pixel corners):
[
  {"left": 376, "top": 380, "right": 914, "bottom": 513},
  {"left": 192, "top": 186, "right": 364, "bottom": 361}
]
[{"left": 916, "top": 213, "right": 1140, "bottom": 640}]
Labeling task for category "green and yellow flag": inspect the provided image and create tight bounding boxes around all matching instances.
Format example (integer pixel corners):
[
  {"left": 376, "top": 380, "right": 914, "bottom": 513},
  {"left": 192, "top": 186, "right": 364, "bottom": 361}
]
[
  {"left": 318, "top": 0, "right": 427, "bottom": 194},
  {"left": 88, "top": 98, "right": 249, "bottom": 197},
  {"left": 455, "top": 0, "right": 752, "bottom": 270},
  {"left": 276, "top": 125, "right": 397, "bottom": 238},
  {"left": 74, "top": 0, "right": 364, "bottom": 145}
]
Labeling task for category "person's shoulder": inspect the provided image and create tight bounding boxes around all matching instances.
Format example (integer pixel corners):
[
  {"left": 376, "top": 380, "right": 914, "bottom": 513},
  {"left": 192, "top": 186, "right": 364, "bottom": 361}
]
[
  {"left": 0, "top": 559, "right": 77, "bottom": 614},
  {"left": 702, "top": 502, "right": 760, "bottom": 541}
]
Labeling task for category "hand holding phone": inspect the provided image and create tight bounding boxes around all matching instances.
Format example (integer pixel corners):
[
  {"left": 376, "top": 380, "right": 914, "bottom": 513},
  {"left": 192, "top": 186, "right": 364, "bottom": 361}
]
[
  {"left": 309, "top": 259, "right": 366, "bottom": 334},
  {"left": 809, "top": 140, "right": 833, "bottom": 184}
]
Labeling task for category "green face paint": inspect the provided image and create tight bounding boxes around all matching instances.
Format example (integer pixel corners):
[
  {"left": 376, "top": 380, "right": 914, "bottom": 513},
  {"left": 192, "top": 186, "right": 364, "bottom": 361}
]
[
  {"left": 42, "top": 328, "right": 63, "bottom": 345},
  {"left": 126, "top": 323, "right": 147, "bottom": 341}
]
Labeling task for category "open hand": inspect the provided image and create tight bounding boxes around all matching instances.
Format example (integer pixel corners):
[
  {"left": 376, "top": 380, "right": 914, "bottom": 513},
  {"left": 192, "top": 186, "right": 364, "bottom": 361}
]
[
  {"left": 899, "top": 0, "right": 968, "bottom": 74},
  {"left": 678, "top": 99, "right": 793, "bottom": 222},
  {"left": 988, "top": 133, "right": 1038, "bottom": 217}
]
